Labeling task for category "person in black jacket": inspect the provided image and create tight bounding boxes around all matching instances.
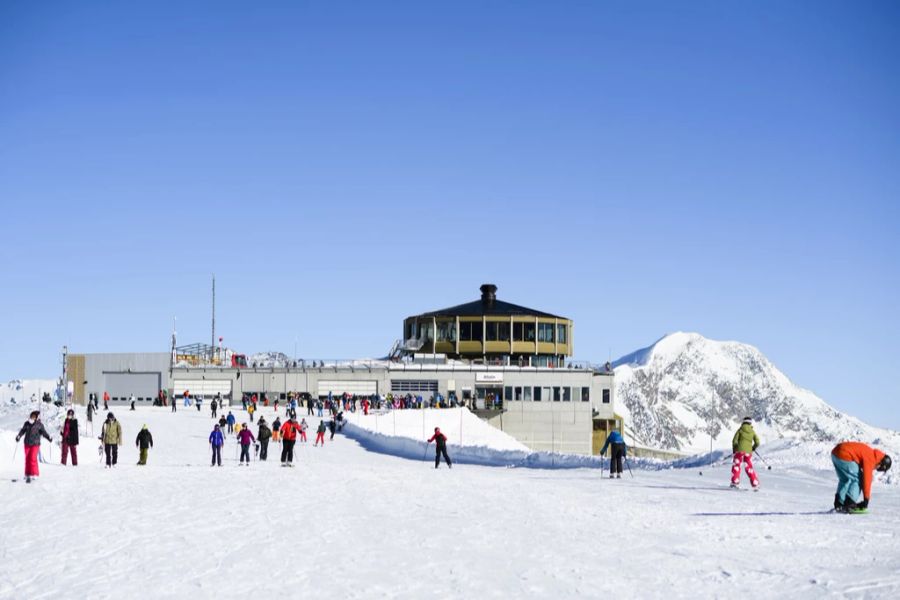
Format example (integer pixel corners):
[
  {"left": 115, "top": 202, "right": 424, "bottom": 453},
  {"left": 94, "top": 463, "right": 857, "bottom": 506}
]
[
  {"left": 257, "top": 417, "right": 272, "bottom": 461},
  {"left": 60, "top": 408, "right": 80, "bottom": 466},
  {"left": 15, "top": 411, "right": 52, "bottom": 482},
  {"left": 135, "top": 425, "right": 154, "bottom": 465},
  {"left": 427, "top": 427, "right": 452, "bottom": 469}
]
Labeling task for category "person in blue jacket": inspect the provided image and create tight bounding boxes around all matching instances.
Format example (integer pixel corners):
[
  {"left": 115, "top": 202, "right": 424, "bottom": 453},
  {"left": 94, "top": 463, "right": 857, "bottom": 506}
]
[
  {"left": 225, "top": 411, "right": 236, "bottom": 434},
  {"left": 600, "top": 430, "right": 627, "bottom": 479},
  {"left": 209, "top": 424, "right": 225, "bottom": 467}
]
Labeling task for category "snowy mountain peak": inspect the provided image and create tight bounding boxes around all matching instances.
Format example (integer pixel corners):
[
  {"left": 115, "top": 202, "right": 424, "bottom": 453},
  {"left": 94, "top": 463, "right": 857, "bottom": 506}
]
[{"left": 613, "top": 334, "right": 899, "bottom": 454}]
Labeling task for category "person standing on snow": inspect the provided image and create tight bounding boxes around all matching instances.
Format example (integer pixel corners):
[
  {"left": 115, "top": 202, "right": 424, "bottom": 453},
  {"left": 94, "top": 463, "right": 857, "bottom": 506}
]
[
  {"left": 103, "top": 391, "right": 109, "bottom": 411},
  {"left": 101, "top": 412, "right": 123, "bottom": 468},
  {"left": 299, "top": 418, "right": 308, "bottom": 443},
  {"left": 599, "top": 430, "right": 627, "bottom": 479},
  {"left": 427, "top": 427, "right": 452, "bottom": 469},
  {"left": 60, "top": 408, "right": 80, "bottom": 466},
  {"left": 210, "top": 398, "right": 218, "bottom": 419},
  {"left": 196, "top": 396, "right": 203, "bottom": 412},
  {"left": 280, "top": 416, "right": 302, "bottom": 466},
  {"left": 15, "top": 411, "right": 52, "bottom": 483},
  {"left": 314, "top": 419, "right": 327, "bottom": 446},
  {"left": 256, "top": 417, "right": 271, "bottom": 461},
  {"left": 328, "top": 417, "right": 337, "bottom": 440},
  {"left": 135, "top": 425, "right": 154, "bottom": 465},
  {"left": 226, "top": 411, "right": 236, "bottom": 434},
  {"left": 237, "top": 423, "right": 256, "bottom": 465},
  {"left": 209, "top": 424, "right": 225, "bottom": 467},
  {"left": 731, "top": 417, "right": 760, "bottom": 490},
  {"left": 831, "top": 442, "right": 892, "bottom": 512},
  {"left": 272, "top": 416, "right": 282, "bottom": 442}
]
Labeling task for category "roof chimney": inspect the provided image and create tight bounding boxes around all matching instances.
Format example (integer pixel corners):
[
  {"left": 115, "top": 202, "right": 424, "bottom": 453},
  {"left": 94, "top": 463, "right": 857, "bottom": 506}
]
[{"left": 480, "top": 284, "right": 497, "bottom": 310}]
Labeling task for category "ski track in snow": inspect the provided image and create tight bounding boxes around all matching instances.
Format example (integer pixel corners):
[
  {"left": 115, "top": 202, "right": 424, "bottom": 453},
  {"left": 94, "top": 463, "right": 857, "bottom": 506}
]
[{"left": 1, "top": 405, "right": 899, "bottom": 599}]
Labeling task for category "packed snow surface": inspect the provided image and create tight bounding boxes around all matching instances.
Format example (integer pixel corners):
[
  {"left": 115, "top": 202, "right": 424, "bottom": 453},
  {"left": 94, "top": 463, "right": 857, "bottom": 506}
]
[{"left": 2, "top": 401, "right": 899, "bottom": 598}]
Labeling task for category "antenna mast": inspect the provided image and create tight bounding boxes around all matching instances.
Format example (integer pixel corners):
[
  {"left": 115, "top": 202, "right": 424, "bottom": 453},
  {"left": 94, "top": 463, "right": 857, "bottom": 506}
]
[{"left": 211, "top": 274, "right": 216, "bottom": 362}]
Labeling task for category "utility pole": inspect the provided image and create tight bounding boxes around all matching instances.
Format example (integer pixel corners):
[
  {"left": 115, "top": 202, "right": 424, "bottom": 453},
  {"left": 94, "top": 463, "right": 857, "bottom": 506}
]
[{"left": 211, "top": 274, "right": 216, "bottom": 363}]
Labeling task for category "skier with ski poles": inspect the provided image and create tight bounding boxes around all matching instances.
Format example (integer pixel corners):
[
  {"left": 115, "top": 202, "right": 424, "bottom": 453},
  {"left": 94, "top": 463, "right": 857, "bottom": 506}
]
[
  {"left": 599, "top": 429, "right": 627, "bottom": 479},
  {"left": 135, "top": 425, "right": 154, "bottom": 465},
  {"left": 731, "top": 417, "right": 760, "bottom": 490},
  {"left": 209, "top": 424, "right": 224, "bottom": 467},
  {"left": 831, "top": 442, "right": 892, "bottom": 513},
  {"left": 426, "top": 427, "right": 452, "bottom": 469},
  {"left": 15, "top": 411, "right": 52, "bottom": 483}
]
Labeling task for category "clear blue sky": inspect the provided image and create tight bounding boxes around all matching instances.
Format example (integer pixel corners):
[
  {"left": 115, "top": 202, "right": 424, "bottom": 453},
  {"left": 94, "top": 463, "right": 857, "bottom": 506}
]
[{"left": 1, "top": 1, "right": 898, "bottom": 428}]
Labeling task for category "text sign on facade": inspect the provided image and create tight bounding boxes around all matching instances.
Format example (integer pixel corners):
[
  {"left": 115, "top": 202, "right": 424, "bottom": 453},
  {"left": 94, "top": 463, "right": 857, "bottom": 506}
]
[{"left": 475, "top": 373, "right": 504, "bottom": 384}]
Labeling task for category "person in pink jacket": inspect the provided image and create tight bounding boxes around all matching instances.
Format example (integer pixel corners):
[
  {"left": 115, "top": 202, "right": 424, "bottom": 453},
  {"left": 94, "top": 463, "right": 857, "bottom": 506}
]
[{"left": 236, "top": 423, "right": 256, "bottom": 465}]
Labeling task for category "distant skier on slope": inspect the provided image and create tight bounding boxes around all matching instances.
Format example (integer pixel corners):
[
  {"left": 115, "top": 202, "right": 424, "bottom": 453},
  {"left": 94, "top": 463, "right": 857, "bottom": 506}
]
[
  {"left": 731, "top": 417, "right": 760, "bottom": 490},
  {"left": 599, "top": 430, "right": 627, "bottom": 479},
  {"left": 209, "top": 424, "right": 224, "bottom": 467},
  {"left": 15, "top": 411, "right": 52, "bottom": 483},
  {"left": 210, "top": 398, "right": 218, "bottom": 419},
  {"left": 256, "top": 417, "right": 271, "bottom": 461},
  {"left": 314, "top": 420, "right": 327, "bottom": 446},
  {"left": 298, "top": 418, "right": 308, "bottom": 443},
  {"left": 427, "top": 427, "right": 452, "bottom": 469},
  {"left": 831, "top": 442, "right": 892, "bottom": 513},
  {"left": 237, "top": 423, "right": 256, "bottom": 465},
  {"left": 226, "top": 411, "right": 236, "bottom": 434},
  {"left": 280, "top": 416, "right": 302, "bottom": 466},
  {"left": 135, "top": 425, "right": 154, "bottom": 465}
]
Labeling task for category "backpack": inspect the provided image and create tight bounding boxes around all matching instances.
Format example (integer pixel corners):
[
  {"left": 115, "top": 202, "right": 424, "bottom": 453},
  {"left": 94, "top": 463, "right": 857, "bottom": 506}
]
[{"left": 259, "top": 424, "right": 271, "bottom": 440}]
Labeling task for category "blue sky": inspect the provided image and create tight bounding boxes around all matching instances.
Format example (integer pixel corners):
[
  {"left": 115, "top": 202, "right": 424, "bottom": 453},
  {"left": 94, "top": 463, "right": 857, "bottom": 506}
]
[{"left": 1, "top": 1, "right": 898, "bottom": 428}]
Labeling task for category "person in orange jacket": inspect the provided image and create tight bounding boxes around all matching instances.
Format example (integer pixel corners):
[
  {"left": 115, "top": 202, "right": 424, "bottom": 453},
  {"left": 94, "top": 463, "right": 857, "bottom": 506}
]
[
  {"left": 831, "top": 441, "right": 891, "bottom": 512},
  {"left": 279, "top": 416, "right": 302, "bottom": 466}
]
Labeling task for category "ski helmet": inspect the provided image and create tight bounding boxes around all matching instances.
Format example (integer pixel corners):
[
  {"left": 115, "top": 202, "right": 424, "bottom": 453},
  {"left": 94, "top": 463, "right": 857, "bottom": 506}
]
[
  {"left": 741, "top": 417, "right": 752, "bottom": 425},
  {"left": 877, "top": 455, "right": 892, "bottom": 472}
]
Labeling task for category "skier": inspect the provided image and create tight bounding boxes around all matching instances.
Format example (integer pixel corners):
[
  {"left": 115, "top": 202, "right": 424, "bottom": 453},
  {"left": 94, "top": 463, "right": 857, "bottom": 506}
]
[
  {"left": 280, "top": 416, "right": 302, "bottom": 466},
  {"left": 226, "top": 411, "right": 236, "bottom": 434},
  {"left": 135, "top": 425, "right": 154, "bottom": 465},
  {"left": 257, "top": 417, "right": 271, "bottom": 461},
  {"left": 299, "top": 418, "right": 308, "bottom": 443},
  {"left": 209, "top": 424, "right": 225, "bottom": 467},
  {"left": 731, "top": 417, "right": 760, "bottom": 490},
  {"left": 236, "top": 423, "right": 256, "bottom": 465},
  {"left": 130, "top": 394, "right": 136, "bottom": 411},
  {"left": 248, "top": 402, "right": 256, "bottom": 424},
  {"left": 272, "top": 416, "right": 282, "bottom": 442},
  {"left": 328, "top": 417, "right": 337, "bottom": 440},
  {"left": 218, "top": 414, "right": 227, "bottom": 430},
  {"left": 171, "top": 394, "right": 177, "bottom": 412},
  {"left": 100, "top": 412, "right": 123, "bottom": 469},
  {"left": 427, "top": 427, "right": 452, "bottom": 469},
  {"left": 210, "top": 398, "right": 218, "bottom": 419},
  {"left": 103, "top": 391, "right": 109, "bottom": 411},
  {"left": 314, "top": 420, "right": 327, "bottom": 446},
  {"left": 196, "top": 396, "right": 203, "bottom": 412},
  {"left": 831, "top": 441, "right": 892, "bottom": 512},
  {"left": 86, "top": 401, "right": 94, "bottom": 424},
  {"left": 599, "top": 430, "right": 627, "bottom": 479},
  {"left": 15, "top": 411, "right": 52, "bottom": 483},
  {"left": 60, "top": 408, "right": 80, "bottom": 466}
]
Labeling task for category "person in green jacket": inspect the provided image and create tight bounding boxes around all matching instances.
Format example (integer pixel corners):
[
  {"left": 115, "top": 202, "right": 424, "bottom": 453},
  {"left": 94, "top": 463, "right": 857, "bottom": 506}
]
[
  {"left": 100, "top": 412, "right": 123, "bottom": 468},
  {"left": 731, "top": 417, "right": 760, "bottom": 489}
]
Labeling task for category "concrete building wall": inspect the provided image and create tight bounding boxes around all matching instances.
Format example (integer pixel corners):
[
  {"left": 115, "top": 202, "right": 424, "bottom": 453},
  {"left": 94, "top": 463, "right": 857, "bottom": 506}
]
[{"left": 73, "top": 353, "right": 171, "bottom": 405}]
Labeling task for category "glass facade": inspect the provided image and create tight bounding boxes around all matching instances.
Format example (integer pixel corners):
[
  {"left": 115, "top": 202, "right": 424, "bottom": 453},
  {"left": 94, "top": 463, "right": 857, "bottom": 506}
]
[
  {"left": 538, "top": 323, "right": 555, "bottom": 343},
  {"left": 436, "top": 321, "right": 456, "bottom": 342},
  {"left": 486, "top": 321, "right": 511, "bottom": 342},
  {"left": 459, "top": 321, "right": 483, "bottom": 341},
  {"left": 513, "top": 322, "right": 536, "bottom": 342}
]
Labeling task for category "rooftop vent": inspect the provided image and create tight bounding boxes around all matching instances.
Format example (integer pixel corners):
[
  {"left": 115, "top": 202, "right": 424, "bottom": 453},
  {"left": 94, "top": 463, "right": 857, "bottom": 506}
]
[{"left": 480, "top": 284, "right": 497, "bottom": 310}]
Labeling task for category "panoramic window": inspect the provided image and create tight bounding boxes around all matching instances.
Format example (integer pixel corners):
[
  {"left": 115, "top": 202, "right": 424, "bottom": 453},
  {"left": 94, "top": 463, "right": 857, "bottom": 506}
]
[
  {"left": 557, "top": 324, "right": 567, "bottom": 344},
  {"left": 486, "top": 322, "right": 511, "bottom": 341},
  {"left": 459, "top": 322, "right": 484, "bottom": 341},
  {"left": 538, "top": 323, "right": 555, "bottom": 343},
  {"left": 436, "top": 320, "right": 456, "bottom": 342}
]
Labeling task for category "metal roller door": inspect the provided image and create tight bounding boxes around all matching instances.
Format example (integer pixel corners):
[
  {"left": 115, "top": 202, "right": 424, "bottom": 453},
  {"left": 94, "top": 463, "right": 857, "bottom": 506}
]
[
  {"left": 317, "top": 380, "right": 377, "bottom": 396},
  {"left": 104, "top": 372, "right": 161, "bottom": 402},
  {"left": 173, "top": 380, "right": 233, "bottom": 398}
]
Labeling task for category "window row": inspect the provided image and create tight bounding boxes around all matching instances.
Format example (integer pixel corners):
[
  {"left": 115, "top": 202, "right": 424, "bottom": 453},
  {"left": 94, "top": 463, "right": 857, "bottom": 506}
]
[
  {"left": 409, "top": 321, "right": 569, "bottom": 343},
  {"left": 502, "top": 386, "right": 591, "bottom": 402}
]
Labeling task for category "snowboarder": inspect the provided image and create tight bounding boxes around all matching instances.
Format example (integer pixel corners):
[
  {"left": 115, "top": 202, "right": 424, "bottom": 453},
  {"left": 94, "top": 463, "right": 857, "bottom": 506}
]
[
  {"left": 226, "top": 411, "right": 236, "bottom": 434},
  {"left": 731, "top": 417, "right": 760, "bottom": 490},
  {"left": 209, "top": 424, "right": 224, "bottom": 467},
  {"left": 257, "top": 417, "right": 271, "bottom": 461},
  {"left": 831, "top": 441, "right": 892, "bottom": 513},
  {"left": 314, "top": 420, "right": 327, "bottom": 446},
  {"left": 101, "top": 412, "right": 123, "bottom": 468},
  {"left": 237, "top": 423, "right": 256, "bottom": 465},
  {"left": 15, "top": 411, "right": 52, "bottom": 482},
  {"left": 60, "top": 408, "right": 80, "bottom": 466},
  {"left": 280, "top": 416, "right": 302, "bottom": 465},
  {"left": 427, "top": 427, "right": 452, "bottom": 469},
  {"left": 599, "top": 430, "right": 627, "bottom": 478},
  {"left": 210, "top": 398, "right": 218, "bottom": 419},
  {"left": 135, "top": 425, "right": 154, "bottom": 465}
]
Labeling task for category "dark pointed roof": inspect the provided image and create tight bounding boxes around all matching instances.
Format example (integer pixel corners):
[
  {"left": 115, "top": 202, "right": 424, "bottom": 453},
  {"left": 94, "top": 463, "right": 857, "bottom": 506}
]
[{"left": 410, "top": 284, "right": 566, "bottom": 319}]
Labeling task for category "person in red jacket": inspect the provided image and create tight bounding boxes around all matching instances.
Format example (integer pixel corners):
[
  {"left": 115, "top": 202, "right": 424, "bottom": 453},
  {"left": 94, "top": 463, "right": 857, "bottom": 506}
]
[
  {"left": 427, "top": 427, "right": 452, "bottom": 469},
  {"left": 279, "top": 416, "right": 302, "bottom": 466},
  {"left": 831, "top": 441, "right": 892, "bottom": 512}
]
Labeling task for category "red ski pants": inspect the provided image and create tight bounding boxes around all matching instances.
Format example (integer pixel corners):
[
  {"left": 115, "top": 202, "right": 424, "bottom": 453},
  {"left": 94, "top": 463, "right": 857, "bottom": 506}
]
[
  {"left": 62, "top": 443, "right": 78, "bottom": 466},
  {"left": 315, "top": 432, "right": 325, "bottom": 445},
  {"left": 300, "top": 431, "right": 307, "bottom": 442},
  {"left": 24, "top": 444, "right": 40, "bottom": 477},
  {"left": 731, "top": 452, "right": 759, "bottom": 487}
]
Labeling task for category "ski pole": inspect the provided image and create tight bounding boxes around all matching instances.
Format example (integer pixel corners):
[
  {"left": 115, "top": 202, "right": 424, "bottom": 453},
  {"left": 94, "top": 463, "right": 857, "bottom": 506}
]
[
  {"left": 12, "top": 441, "right": 18, "bottom": 462},
  {"left": 423, "top": 442, "right": 430, "bottom": 463},
  {"left": 600, "top": 453, "right": 604, "bottom": 479},
  {"left": 625, "top": 456, "right": 634, "bottom": 478},
  {"left": 754, "top": 450, "right": 773, "bottom": 470}
]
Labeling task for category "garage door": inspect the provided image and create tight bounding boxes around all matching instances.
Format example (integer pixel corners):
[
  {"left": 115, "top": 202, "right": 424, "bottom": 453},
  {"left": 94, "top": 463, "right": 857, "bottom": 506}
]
[
  {"left": 173, "top": 380, "right": 233, "bottom": 398},
  {"left": 317, "top": 380, "right": 377, "bottom": 396},
  {"left": 104, "top": 372, "right": 161, "bottom": 403}
]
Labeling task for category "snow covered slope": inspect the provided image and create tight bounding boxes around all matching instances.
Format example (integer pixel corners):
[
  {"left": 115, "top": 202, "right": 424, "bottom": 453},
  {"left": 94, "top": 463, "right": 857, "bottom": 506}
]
[{"left": 613, "top": 333, "right": 900, "bottom": 454}]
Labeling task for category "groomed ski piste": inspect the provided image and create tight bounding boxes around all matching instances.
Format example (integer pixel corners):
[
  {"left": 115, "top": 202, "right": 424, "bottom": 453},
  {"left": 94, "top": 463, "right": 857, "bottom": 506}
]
[{"left": 2, "top": 396, "right": 899, "bottom": 598}]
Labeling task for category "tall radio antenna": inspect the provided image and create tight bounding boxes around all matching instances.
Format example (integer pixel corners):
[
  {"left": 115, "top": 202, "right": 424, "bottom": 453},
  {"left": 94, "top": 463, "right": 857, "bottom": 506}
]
[{"left": 211, "top": 274, "right": 216, "bottom": 359}]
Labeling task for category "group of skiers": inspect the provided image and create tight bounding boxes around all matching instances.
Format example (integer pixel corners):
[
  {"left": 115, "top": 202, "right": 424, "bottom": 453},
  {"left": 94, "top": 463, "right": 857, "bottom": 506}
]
[{"left": 11, "top": 407, "right": 892, "bottom": 512}]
